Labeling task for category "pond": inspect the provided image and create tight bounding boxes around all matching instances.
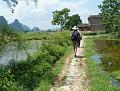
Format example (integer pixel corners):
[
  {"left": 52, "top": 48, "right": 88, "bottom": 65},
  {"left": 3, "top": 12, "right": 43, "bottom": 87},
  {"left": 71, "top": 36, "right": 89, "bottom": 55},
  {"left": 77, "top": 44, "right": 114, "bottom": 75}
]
[
  {"left": 0, "top": 40, "right": 41, "bottom": 66},
  {"left": 91, "top": 39, "right": 120, "bottom": 88}
]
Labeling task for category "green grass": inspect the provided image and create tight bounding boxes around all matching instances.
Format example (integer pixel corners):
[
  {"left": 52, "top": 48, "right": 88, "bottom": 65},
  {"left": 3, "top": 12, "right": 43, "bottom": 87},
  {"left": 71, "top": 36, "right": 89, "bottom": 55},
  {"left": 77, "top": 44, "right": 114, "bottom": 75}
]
[
  {"left": 33, "top": 46, "right": 72, "bottom": 91},
  {"left": 111, "top": 71, "right": 120, "bottom": 81},
  {"left": 81, "top": 31, "right": 106, "bottom": 36},
  {"left": 19, "top": 32, "right": 53, "bottom": 40},
  {"left": 84, "top": 35, "right": 118, "bottom": 91}
]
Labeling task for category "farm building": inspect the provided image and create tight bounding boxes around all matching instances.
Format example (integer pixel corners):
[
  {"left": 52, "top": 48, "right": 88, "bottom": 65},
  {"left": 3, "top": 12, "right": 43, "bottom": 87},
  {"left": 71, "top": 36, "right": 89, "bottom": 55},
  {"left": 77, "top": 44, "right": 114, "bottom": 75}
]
[
  {"left": 88, "top": 15, "right": 105, "bottom": 31},
  {"left": 78, "top": 23, "right": 91, "bottom": 31}
]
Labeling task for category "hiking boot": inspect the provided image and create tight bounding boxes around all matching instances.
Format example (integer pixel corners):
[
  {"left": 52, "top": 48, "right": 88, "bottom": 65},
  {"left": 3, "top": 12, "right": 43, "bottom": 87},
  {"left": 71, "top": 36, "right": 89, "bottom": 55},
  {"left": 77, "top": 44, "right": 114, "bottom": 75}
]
[{"left": 74, "top": 54, "right": 77, "bottom": 57}]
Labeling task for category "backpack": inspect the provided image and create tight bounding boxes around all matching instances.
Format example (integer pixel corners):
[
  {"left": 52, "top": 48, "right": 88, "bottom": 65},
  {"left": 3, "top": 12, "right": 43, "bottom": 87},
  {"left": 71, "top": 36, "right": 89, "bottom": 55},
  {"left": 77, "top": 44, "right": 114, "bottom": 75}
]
[{"left": 71, "top": 31, "right": 80, "bottom": 41}]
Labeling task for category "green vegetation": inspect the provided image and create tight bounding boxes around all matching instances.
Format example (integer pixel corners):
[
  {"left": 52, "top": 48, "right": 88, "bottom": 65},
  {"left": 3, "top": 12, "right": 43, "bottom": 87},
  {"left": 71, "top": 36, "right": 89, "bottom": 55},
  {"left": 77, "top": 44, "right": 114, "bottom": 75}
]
[
  {"left": 2, "top": 0, "right": 38, "bottom": 13},
  {"left": 99, "top": 0, "right": 120, "bottom": 38},
  {"left": 19, "top": 32, "right": 52, "bottom": 40},
  {"left": 51, "top": 8, "right": 70, "bottom": 30},
  {"left": 34, "top": 46, "right": 72, "bottom": 91},
  {"left": 65, "top": 14, "right": 82, "bottom": 30},
  {"left": 0, "top": 31, "right": 72, "bottom": 91},
  {"left": 84, "top": 35, "right": 118, "bottom": 91},
  {"left": 0, "top": 25, "right": 22, "bottom": 54},
  {"left": 111, "top": 71, "right": 120, "bottom": 81},
  {"left": 81, "top": 31, "right": 107, "bottom": 36},
  {"left": 51, "top": 8, "right": 82, "bottom": 30}
]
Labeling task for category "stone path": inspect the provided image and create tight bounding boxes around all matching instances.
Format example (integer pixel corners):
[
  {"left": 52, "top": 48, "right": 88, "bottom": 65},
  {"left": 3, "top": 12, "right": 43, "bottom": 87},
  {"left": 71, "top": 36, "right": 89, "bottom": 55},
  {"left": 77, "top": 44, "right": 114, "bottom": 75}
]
[{"left": 50, "top": 37, "right": 90, "bottom": 91}]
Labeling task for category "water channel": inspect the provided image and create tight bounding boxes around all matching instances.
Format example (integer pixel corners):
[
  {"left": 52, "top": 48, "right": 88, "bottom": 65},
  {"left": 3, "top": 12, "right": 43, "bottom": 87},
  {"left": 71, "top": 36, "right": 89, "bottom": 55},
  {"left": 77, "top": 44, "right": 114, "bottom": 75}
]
[
  {"left": 91, "top": 39, "right": 120, "bottom": 89},
  {"left": 0, "top": 40, "right": 41, "bottom": 66}
]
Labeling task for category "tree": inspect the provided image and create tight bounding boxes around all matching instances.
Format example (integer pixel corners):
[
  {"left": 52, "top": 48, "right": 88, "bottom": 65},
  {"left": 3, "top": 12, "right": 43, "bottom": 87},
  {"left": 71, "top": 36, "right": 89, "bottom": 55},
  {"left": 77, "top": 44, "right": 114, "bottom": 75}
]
[
  {"left": 99, "top": 0, "right": 120, "bottom": 38},
  {"left": 2, "top": 0, "right": 38, "bottom": 13},
  {"left": 65, "top": 14, "right": 82, "bottom": 30},
  {"left": 51, "top": 8, "right": 70, "bottom": 31}
]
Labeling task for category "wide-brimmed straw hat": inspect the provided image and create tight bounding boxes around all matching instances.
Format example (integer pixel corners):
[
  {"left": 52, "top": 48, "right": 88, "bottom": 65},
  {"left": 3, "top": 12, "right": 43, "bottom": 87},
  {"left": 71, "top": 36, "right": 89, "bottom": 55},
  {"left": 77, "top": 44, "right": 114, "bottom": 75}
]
[{"left": 72, "top": 26, "right": 78, "bottom": 30}]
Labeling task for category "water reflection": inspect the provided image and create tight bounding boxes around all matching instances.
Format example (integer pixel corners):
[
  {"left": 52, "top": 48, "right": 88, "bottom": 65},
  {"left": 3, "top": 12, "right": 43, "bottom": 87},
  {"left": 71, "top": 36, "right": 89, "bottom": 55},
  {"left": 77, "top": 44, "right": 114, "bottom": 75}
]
[
  {"left": 93, "top": 39, "right": 120, "bottom": 88},
  {"left": 91, "top": 54, "right": 101, "bottom": 64},
  {"left": 94, "top": 39, "right": 120, "bottom": 72},
  {"left": 0, "top": 40, "right": 41, "bottom": 66}
]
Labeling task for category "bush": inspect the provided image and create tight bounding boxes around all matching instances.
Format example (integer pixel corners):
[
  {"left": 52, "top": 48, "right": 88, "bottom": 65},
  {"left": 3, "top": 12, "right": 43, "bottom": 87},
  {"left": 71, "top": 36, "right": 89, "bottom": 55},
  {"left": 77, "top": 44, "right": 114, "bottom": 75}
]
[
  {"left": 41, "top": 43, "right": 65, "bottom": 63},
  {"left": 7, "top": 51, "right": 54, "bottom": 90},
  {"left": 0, "top": 69, "right": 24, "bottom": 91}
]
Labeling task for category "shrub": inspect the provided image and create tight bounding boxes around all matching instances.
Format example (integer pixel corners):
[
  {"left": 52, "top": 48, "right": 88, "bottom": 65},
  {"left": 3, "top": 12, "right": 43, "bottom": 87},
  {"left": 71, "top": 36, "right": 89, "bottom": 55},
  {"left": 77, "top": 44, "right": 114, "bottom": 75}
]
[
  {"left": 0, "top": 69, "right": 24, "bottom": 91},
  {"left": 8, "top": 51, "right": 54, "bottom": 90},
  {"left": 40, "top": 43, "right": 65, "bottom": 63}
]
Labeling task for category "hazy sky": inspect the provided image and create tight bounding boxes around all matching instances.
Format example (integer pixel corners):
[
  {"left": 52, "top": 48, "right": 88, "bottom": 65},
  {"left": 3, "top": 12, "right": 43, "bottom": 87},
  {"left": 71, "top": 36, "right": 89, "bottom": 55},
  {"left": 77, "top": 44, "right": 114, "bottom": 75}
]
[{"left": 0, "top": 0, "right": 103, "bottom": 30}]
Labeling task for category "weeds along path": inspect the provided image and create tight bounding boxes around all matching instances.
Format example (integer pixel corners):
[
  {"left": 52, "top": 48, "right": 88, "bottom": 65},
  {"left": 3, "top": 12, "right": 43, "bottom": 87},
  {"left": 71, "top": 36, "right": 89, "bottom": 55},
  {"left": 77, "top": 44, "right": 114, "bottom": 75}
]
[{"left": 50, "top": 36, "right": 90, "bottom": 91}]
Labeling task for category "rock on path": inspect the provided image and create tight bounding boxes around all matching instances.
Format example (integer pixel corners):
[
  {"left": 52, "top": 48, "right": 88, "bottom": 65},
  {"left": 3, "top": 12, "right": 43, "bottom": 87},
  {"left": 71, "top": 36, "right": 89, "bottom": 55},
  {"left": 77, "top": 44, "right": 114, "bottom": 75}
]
[{"left": 50, "top": 37, "right": 90, "bottom": 91}]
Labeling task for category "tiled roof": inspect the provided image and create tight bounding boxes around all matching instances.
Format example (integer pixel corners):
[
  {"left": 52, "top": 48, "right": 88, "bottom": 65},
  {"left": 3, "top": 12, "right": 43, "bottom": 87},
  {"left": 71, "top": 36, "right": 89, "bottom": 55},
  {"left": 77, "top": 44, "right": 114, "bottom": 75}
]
[{"left": 88, "top": 15, "right": 101, "bottom": 19}]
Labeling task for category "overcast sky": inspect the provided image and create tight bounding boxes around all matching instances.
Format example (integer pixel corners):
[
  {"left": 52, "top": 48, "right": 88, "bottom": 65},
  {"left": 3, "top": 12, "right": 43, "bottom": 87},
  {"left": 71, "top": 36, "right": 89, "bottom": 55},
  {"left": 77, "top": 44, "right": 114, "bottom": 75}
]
[{"left": 0, "top": 0, "right": 103, "bottom": 30}]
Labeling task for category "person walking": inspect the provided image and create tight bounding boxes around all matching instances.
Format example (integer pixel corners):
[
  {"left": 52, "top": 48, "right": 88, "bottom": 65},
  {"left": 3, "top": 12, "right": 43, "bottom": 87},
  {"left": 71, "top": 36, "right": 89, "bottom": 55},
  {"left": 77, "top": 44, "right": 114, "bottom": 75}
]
[{"left": 71, "top": 26, "right": 82, "bottom": 57}]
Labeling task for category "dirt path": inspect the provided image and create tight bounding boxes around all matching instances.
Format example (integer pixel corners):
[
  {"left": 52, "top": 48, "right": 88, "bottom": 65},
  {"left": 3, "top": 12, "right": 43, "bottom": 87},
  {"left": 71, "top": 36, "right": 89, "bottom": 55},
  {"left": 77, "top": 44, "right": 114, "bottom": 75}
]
[{"left": 50, "top": 37, "right": 90, "bottom": 91}]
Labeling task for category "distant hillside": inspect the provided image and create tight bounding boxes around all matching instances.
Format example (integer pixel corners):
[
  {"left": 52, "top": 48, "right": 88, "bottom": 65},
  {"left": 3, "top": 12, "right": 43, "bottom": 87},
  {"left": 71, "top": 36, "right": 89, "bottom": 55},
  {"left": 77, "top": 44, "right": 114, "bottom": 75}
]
[
  {"left": 9, "top": 19, "right": 30, "bottom": 31},
  {"left": 32, "top": 27, "right": 41, "bottom": 32},
  {"left": 0, "top": 16, "right": 42, "bottom": 32},
  {"left": 0, "top": 16, "right": 7, "bottom": 26}
]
